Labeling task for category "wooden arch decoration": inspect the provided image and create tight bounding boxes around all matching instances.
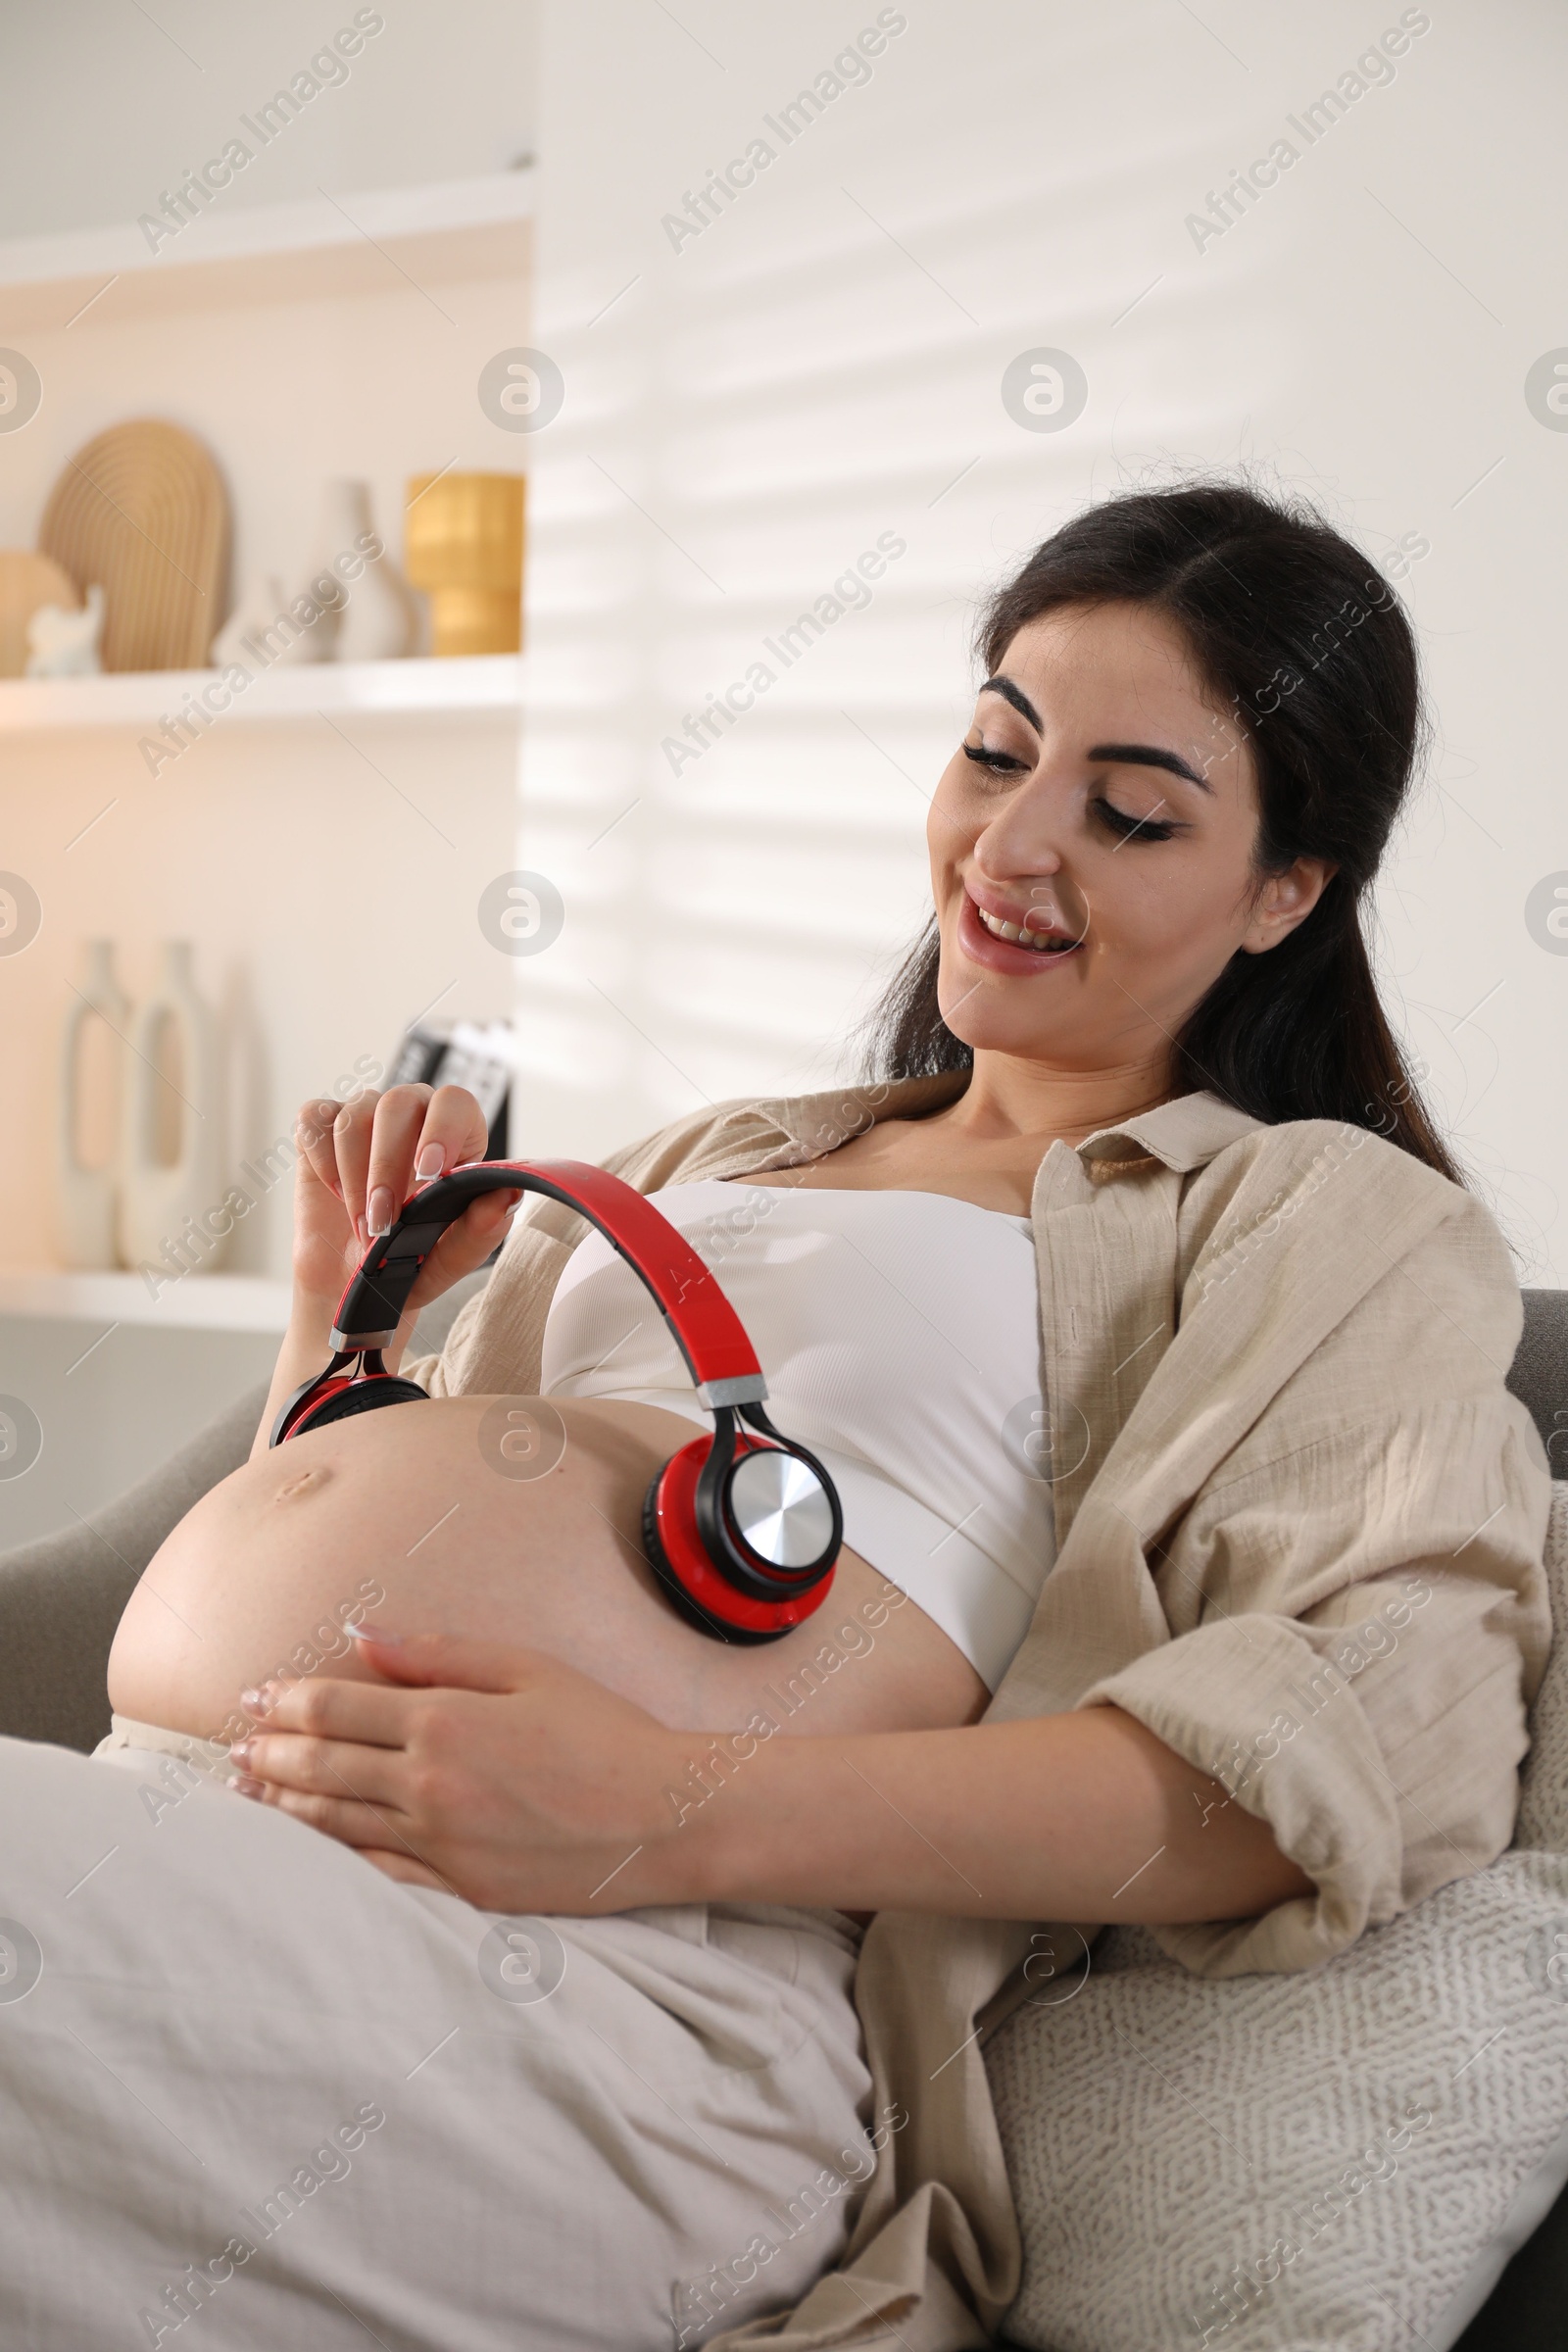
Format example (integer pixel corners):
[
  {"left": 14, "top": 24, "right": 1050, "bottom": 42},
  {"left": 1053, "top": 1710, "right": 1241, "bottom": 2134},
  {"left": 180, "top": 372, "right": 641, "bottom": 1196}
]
[{"left": 38, "top": 419, "right": 230, "bottom": 672}]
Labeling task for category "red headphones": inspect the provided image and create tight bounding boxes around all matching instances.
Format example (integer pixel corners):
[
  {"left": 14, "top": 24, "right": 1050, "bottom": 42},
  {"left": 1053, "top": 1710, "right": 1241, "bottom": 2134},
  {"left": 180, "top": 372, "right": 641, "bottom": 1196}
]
[{"left": 270, "top": 1159, "right": 842, "bottom": 1644}]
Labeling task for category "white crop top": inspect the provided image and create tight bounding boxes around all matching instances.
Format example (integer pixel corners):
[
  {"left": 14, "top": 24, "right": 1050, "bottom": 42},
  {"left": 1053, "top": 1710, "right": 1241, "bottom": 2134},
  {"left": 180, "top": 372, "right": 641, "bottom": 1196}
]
[{"left": 538, "top": 1182, "right": 1055, "bottom": 1690}]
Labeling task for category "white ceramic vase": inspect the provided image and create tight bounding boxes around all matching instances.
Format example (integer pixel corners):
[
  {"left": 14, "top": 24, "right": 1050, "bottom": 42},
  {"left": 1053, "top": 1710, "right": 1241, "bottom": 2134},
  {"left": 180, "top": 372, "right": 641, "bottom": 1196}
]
[
  {"left": 316, "top": 479, "right": 416, "bottom": 662},
  {"left": 56, "top": 939, "right": 128, "bottom": 1268},
  {"left": 211, "top": 574, "right": 323, "bottom": 669},
  {"left": 119, "top": 941, "right": 229, "bottom": 1277}
]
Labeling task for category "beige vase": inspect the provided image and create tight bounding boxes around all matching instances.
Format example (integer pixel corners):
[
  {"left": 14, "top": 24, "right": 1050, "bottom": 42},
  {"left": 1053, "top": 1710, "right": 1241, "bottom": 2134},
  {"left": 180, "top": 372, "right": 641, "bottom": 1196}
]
[
  {"left": 56, "top": 939, "right": 128, "bottom": 1269},
  {"left": 118, "top": 941, "right": 229, "bottom": 1278},
  {"left": 316, "top": 479, "right": 416, "bottom": 662}
]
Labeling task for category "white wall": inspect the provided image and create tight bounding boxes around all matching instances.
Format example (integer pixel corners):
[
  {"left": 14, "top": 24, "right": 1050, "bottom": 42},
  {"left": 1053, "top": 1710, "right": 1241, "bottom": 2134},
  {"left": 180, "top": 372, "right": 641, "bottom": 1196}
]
[
  {"left": 518, "top": 0, "right": 1568, "bottom": 1280},
  {"left": 0, "top": 0, "right": 536, "bottom": 235}
]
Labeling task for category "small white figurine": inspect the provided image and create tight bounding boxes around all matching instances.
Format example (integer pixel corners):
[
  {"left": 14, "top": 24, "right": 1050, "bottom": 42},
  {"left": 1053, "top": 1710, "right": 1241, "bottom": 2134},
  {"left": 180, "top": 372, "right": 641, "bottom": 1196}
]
[{"left": 25, "top": 582, "right": 105, "bottom": 677}]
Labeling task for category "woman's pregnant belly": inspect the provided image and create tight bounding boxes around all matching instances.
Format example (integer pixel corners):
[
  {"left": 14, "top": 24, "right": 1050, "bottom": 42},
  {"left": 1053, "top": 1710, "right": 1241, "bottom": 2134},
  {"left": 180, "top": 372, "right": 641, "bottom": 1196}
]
[{"left": 107, "top": 1395, "right": 990, "bottom": 1749}]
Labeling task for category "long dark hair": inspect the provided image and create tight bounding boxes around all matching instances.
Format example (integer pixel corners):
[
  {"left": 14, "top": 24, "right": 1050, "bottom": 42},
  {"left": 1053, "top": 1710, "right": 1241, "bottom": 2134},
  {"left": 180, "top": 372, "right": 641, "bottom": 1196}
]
[{"left": 865, "top": 480, "right": 1460, "bottom": 1182}]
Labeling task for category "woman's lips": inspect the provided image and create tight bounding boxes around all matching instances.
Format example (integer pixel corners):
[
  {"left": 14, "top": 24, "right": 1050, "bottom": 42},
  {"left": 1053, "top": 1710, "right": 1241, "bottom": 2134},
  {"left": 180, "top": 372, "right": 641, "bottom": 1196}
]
[{"left": 956, "top": 892, "right": 1084, "bottom": 975}]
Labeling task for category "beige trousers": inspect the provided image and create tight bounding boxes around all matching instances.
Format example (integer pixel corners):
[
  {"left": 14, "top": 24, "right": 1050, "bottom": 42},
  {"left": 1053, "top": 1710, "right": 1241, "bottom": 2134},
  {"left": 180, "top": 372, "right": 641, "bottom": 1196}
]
[{"left": 0, "top": 1731, "right": 874, "bottom": 2350}]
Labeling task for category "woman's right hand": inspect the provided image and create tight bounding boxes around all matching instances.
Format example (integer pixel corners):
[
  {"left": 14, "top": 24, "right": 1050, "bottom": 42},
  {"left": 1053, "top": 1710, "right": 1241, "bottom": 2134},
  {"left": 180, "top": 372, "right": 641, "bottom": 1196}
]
[{"left": 290, "top": 1083, "right": 520, "bottom": 1330}]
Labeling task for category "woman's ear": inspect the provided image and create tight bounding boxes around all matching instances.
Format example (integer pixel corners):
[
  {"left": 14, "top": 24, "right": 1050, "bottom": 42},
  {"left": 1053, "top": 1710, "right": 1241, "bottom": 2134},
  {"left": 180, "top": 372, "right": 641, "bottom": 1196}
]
[{"left": 1240, "top": 857, "right": 1338, "bottom": 955}]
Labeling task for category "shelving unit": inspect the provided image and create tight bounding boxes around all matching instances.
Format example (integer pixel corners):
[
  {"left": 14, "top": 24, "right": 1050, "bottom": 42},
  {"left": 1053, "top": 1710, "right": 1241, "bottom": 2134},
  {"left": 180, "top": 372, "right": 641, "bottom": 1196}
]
[
  {"left": 0, "top": 168, "right": 530, "bottom": 1302},
  {"left": 0, "top": 652, "right": 523, "bottom": 733},
  {"left": 0, "top": 170, "right": 533, "bottom": 331},
  {"left": 0, "top": 1268, "right": 290, "bottom": 1332}
]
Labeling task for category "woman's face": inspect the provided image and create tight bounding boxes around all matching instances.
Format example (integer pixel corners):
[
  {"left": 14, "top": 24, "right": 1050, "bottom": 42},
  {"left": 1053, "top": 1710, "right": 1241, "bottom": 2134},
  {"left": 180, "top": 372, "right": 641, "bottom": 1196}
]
[{"left": 927, "top": 600, "right": 1332, "bottom": 1076}]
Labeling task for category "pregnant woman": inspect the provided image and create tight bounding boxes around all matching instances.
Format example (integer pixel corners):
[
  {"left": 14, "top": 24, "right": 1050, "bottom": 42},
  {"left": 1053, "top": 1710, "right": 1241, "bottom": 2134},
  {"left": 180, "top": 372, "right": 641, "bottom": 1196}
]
[{"left": 2, "top": 483, "right": 1548, "bottom": 2352}]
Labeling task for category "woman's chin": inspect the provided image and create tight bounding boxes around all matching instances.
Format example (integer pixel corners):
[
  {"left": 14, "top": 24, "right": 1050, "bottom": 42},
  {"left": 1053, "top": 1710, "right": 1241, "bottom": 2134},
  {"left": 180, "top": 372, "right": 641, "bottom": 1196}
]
[
  {"left": 938, "top": 960, "right": 1091, "bottom": 1058},
  {"left": 945, "top": 1015, "right": 1078, "bottom": 1061},
  {"left": 938, "top": 977, "right": 1150, "bottom": 1074}
]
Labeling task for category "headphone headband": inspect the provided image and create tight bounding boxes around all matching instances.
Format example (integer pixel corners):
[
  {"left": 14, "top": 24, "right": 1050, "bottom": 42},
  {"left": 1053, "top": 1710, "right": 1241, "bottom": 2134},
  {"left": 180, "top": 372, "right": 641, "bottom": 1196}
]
[
  {"left": 278, "top": 1154, "right": 838, "bottom": 1642},
  {"left": 330, "top": 1159, "right": 766, "bottom": 1408}
]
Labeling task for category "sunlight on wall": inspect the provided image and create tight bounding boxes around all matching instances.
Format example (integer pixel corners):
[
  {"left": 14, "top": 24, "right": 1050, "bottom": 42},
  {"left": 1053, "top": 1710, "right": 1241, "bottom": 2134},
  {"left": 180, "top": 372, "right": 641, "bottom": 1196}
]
[{"left": 516, "top": 0, "right": 1564, "bottom": 1268}]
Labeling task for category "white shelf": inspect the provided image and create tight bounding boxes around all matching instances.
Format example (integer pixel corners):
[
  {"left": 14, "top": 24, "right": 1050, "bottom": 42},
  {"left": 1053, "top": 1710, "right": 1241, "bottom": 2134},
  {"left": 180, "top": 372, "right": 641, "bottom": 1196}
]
[
  {"left": 0, "top": 1268, "right": 290, "bottom": 1332},
  {"left": 0, "top": 171, "right": 532, "bottom": 329},
  {"left": 0, "top": 653, "right": 523, "bottom": 734}
]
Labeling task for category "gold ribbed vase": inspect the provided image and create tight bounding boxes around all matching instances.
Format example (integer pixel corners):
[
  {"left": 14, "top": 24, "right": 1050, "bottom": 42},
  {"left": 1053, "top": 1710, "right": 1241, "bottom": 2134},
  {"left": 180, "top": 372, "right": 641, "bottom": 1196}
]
[{"left": 404, "top": 471, "right": 524, "bottom": 656}]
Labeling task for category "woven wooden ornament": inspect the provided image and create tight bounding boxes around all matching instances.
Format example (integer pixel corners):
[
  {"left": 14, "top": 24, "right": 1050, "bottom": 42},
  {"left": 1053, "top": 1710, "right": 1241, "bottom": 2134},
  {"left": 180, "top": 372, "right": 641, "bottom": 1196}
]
[{"left": 38, "top": 419, "right": 229, "bottom": 672}]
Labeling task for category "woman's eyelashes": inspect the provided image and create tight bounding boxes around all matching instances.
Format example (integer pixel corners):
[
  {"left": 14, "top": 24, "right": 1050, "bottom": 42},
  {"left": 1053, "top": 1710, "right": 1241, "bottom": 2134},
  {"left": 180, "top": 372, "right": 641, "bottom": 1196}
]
[
  {"left": 962, "top": 737, "right": 1030, "bottom": 774},
  {"left": 960, "top": 740, "right": 1185, "bottom": 844},
  {"left": 1090, "top": 796, "right": 1182, "bottom": 844}
]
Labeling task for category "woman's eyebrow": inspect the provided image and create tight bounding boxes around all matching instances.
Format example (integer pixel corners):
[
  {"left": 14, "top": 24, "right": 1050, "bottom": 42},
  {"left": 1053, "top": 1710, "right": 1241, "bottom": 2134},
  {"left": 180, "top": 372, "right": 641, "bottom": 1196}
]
[
  {"left": 1088, "top": 741, "right": 1211, "bottom": 793},
  {"left": 978, "top": 683, "right": 1211, "bottom": 795},
  {"left": 979, "top": 675, "right": 1041, "bottom": 729}
]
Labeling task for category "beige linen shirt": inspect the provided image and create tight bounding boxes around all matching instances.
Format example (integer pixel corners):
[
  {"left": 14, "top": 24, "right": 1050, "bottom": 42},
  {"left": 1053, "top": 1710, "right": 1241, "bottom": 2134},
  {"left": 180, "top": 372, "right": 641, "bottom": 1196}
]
[{"left": 407, "top": 1078, "right": 1551, "bottom": 2350}]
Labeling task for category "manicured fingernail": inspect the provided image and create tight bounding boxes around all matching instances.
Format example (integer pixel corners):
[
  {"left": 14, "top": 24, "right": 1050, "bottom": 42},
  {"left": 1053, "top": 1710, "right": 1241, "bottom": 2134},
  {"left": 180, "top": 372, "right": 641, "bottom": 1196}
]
[
  {"left": 415, "top": 1144, "right": 445, "bottom": 1181},
  {"left": 228, "top": 1739, "right": 253, "bottom": 1766},
  {"left": 346, "top": 1621, "right": 403, "bottom": 1645},
  {"left": 228, "top": 1776, "right": 264, "bottom": 1799},
  {"left": 368, "top": 1187, "right": 394, "bottom": 1237}
]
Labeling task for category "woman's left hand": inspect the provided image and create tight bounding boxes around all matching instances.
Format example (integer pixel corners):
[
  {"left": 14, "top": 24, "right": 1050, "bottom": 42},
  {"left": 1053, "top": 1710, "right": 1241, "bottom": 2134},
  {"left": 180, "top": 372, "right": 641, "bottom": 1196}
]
[
  {"left": 229, "top": 1632, "right": 693, "bottom": 1913},
  {"left": 232, "top": 1634, "right": 1319, "bottom": 1931}
]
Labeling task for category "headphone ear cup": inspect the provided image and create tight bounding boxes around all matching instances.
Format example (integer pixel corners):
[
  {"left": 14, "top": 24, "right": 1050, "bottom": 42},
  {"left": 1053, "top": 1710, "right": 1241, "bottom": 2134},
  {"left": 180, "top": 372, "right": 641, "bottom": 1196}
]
[
  {"left": 640, "top": 1474, "right": 748, "bottom": 1642},
  {"left": 288, "top": 1374, "right": 429, "bottom": 1439},
  {"left": 642, "top": 1444, "right": 832, "bottom": 1644}
]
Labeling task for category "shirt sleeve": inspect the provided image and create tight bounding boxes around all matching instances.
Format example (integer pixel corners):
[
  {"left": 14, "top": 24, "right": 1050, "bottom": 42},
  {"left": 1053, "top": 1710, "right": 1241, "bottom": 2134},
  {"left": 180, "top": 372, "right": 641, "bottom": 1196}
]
[{"left": 1074, "top": 1195, "right": 1552, "bottom": 1977}]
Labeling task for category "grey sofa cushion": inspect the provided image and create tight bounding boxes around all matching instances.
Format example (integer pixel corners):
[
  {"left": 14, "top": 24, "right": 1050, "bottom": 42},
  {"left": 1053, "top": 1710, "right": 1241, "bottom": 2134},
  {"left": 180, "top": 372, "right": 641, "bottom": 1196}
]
[
  {"left": 1509, "top": 1288, "right": 1568, "bottom": 1465},
  {"left": 0, "top": 1380, "right": 269, "bottom": 1753},
  {"left": 985, "top": 1291, "right": 1568, "bottom": 2352},
  {"left": 988, "top": 1480, "right": 1568, "bottom": 2351}
]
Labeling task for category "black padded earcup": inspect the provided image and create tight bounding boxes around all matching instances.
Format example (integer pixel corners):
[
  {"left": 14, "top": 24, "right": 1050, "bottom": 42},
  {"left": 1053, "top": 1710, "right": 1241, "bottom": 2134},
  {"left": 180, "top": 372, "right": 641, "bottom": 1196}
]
[
  {"left": 290, "top": 1376, "right": 430, "bottom": 1436},
  {"left": 640, "top": 1475, "right": 777, "bottom": 1645}
]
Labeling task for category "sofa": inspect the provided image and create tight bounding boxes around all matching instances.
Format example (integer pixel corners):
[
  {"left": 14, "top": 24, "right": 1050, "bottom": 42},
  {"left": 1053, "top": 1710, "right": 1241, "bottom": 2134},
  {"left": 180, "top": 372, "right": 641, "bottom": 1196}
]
[{"left": 2, "top": 1284, "right": 1564, "bottom": 2348}]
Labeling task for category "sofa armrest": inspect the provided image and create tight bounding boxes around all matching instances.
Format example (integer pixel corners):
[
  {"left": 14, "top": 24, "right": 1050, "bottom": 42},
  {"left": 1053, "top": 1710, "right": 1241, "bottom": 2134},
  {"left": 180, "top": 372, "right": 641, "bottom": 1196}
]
[
  {"left": 0, "top": 1271, "right": 492, "bottom": 1755},
  {"left": 0, "top": 1380, "right": 269, "bottom": 1752}
]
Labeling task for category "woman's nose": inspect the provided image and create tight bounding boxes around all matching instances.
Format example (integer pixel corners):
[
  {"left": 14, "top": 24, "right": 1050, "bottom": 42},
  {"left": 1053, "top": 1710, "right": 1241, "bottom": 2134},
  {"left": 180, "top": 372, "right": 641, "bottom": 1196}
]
[{"left": 973, "top": 782, "right": 1067, "bottom": 881}]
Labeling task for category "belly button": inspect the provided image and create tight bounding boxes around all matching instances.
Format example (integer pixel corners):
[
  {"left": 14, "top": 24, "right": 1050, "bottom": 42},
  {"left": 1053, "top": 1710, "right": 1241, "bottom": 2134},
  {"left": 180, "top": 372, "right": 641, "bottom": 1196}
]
[{"left": 275, "top": 1467, "right": 328, "bottom": 1501}]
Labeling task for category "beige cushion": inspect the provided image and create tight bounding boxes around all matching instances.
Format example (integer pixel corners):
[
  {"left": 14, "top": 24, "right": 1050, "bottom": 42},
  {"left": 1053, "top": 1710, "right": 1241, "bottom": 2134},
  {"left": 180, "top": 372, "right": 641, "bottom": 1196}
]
[{"left": 987, "top": 1486, "right": 1568, "bottom": 2352}]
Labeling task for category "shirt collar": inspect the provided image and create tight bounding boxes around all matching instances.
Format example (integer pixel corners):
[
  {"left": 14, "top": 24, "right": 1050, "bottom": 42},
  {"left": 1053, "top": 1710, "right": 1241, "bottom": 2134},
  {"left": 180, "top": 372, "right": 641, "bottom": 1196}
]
[
  {"left": 727, "top": 1072, "right": 966, "bottom": 1165},
  {"left": 736, "top": 1074, "right": 1259, "bottom": 1177},
  {"left": 1075, "top": 1091, "right": 1264, "bottom": 1173}
]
